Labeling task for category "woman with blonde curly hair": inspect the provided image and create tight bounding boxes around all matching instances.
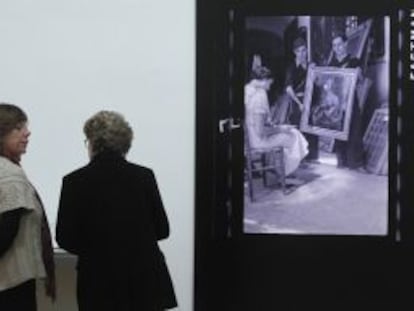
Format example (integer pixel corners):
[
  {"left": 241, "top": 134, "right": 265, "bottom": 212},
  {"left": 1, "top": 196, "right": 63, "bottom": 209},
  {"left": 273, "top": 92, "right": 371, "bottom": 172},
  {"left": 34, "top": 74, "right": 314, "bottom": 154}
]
[{"left": 56, "top": 110, "right": 177, "bottom": 311}]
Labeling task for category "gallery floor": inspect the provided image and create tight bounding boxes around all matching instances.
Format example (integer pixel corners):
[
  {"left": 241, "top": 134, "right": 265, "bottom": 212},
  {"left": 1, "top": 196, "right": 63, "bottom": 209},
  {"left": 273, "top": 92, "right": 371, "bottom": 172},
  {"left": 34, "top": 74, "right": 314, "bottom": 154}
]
[{"left": 244, "top": 152, "right": 389, "bottom": 236}]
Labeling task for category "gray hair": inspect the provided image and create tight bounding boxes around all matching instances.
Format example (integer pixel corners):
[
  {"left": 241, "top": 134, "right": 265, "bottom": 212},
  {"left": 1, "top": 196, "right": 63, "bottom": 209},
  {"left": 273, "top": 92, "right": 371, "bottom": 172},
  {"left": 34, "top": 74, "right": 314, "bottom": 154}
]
[
  {"left": 0, "top": 103, "right": 28, "bottom": 155},
  {"left": 83, "top": 110, "right": 133, "bottom": 156}
]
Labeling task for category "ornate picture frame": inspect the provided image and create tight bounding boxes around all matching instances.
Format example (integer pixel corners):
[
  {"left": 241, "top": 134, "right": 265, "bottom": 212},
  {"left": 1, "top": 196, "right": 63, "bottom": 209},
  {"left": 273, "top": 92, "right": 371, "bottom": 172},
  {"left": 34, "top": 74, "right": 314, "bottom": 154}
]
[{"left": 300, "top": 66, "right": 359, "bottom": 141}]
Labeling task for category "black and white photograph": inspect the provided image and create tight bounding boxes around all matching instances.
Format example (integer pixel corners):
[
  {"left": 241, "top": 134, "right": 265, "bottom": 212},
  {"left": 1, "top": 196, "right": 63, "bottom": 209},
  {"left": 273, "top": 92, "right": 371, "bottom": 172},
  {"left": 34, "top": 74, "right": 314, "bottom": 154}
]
[{"left": 243, "top": 15, "right": 390, "bottom": 236}]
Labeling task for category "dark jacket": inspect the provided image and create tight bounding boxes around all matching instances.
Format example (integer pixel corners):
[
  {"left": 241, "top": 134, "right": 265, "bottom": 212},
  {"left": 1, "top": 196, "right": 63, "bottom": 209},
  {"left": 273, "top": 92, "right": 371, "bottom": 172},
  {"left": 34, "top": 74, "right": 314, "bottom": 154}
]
[
  {"left": 328, "top": 54, "right": 365, "bottom": 169},
  {"left": 56, "top": 151, "right": 177, "bottom": 311}
]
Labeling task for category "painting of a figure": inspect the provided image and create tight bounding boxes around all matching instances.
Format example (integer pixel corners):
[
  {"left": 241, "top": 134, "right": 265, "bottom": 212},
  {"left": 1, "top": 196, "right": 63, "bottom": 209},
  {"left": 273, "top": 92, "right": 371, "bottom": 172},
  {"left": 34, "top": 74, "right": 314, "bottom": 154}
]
[
  {"left": 300, "top": 66, "right": 358, "bottom": 141},
  {"left": 310, "top": 77, "right": 343, "bottom": 131}
]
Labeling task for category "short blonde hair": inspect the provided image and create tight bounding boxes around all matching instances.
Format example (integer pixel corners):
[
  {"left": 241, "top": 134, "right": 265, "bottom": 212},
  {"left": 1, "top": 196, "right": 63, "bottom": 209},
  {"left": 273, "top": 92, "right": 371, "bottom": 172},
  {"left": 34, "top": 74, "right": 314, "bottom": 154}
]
[{"left": 83, "top": 111, "right": 133, "bottom": 156}]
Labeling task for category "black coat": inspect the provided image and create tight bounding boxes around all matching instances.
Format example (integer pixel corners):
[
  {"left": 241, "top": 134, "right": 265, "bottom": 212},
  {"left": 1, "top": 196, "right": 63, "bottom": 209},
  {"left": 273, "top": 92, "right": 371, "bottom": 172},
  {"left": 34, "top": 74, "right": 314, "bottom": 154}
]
[{"left": 56, "top": 151, "right": 177, "bottom": 311}]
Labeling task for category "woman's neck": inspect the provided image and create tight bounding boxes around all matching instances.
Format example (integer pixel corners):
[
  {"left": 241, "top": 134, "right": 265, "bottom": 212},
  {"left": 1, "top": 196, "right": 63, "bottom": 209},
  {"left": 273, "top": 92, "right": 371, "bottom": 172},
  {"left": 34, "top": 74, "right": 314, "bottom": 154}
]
[{"left": 2, "top": 152, "right": 21, "bottom": 165}]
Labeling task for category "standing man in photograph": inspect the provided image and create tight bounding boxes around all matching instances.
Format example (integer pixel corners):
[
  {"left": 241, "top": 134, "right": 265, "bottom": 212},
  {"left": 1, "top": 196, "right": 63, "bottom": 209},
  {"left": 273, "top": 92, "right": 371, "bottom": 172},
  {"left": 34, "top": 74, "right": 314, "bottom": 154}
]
[
  {"left": 283, "top": 36, "right": 319, "bottom": 163},
  {"left": 328, "top": 32, "right": 365, "bottom": 170}
]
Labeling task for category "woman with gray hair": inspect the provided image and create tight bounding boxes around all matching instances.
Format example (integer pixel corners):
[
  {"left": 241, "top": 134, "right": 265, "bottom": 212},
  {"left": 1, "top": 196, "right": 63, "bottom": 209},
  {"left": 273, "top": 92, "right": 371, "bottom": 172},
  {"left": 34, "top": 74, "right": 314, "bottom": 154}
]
[
  {"left": 56, "top": 110, "right": 177, "bottom": 311},
  {"left": 0, "top": 103, "right": 55, "bottom": 310}
]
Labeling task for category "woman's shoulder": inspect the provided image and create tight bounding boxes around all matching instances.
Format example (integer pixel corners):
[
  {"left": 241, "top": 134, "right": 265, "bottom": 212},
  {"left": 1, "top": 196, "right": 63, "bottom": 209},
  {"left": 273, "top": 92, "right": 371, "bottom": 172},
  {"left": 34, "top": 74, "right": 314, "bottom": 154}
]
[
  {"left": 61, "top": 157, "right": 159, "bottom": 191},
  {"left": 0, "top": 156, "right": 25, "bottom": 182},
  {"left": 245, "top": 83, "right": 267, "bottom": 105},
  {"left": 125, "top": 162, "right": 154, "bottom": 177},
  {"left": 122, "top": 163, "right": 159, "bottom": 185},
  {"left": 62, "top": 165, "right": 90, "bottom": 183}
]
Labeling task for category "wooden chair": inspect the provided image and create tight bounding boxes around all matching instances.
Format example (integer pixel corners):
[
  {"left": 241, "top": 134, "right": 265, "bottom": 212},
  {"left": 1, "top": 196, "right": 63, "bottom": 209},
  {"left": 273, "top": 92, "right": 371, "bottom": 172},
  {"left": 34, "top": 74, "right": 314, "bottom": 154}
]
[{"left": 244, "top": 125, "right": 286, "bottom": 202}]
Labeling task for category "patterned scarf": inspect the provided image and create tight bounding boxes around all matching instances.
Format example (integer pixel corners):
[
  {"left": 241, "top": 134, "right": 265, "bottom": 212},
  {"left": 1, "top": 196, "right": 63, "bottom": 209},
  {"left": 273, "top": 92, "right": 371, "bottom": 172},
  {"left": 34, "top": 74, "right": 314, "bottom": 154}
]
[{"left": 34, "top": 191, "right": 56, "bottom": 301}]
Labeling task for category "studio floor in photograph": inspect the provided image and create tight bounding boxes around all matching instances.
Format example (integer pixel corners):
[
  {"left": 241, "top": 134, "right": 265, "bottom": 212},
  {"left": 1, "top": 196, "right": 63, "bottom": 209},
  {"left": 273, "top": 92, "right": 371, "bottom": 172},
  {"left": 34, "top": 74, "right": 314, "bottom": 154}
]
[{"left": 244, "top": 152, "right": 388, "bottom": 236}]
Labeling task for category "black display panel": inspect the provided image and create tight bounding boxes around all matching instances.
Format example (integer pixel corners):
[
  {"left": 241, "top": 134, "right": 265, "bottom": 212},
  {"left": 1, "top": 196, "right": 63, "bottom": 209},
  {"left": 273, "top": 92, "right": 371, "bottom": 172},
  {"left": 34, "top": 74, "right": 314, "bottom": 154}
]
[{"left": 195, "top": 0, "right": 413, "bottom": 309}]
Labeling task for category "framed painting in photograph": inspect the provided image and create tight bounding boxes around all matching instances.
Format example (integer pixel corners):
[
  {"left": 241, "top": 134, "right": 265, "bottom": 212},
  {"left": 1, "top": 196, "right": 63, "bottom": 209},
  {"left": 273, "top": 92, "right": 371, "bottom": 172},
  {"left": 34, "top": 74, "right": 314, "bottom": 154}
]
[
  {"left": 346, "top": 18, "right": 373, "bottom": 60},
  {"left": 300, "top": 66, "right": 359, "bottom": 141}
]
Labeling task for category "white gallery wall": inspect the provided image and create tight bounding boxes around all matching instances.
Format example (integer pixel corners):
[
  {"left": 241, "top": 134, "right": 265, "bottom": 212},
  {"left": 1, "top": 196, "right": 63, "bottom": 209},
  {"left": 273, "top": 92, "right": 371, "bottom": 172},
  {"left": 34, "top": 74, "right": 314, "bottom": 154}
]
[{"left": 0, "top": 1, "right": 194, "bottom": 310}]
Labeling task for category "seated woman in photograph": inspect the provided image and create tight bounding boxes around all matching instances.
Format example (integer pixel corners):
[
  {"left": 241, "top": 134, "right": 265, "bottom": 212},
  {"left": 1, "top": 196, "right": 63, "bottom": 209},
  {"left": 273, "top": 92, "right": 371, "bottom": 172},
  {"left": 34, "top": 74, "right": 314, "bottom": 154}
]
[
  {"left": 311, "top": 78, "right": 343, "bottom": 131},
  {"left": 245, "top": 66, "right": 309, "bottom": 176}
]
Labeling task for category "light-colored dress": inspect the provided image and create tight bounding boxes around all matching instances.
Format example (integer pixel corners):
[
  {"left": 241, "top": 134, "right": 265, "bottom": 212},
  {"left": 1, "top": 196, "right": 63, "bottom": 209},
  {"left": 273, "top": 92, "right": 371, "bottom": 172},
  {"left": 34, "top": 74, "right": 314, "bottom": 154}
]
[{"left": 245, "top": 80, "right": 309, "bottom": 176}]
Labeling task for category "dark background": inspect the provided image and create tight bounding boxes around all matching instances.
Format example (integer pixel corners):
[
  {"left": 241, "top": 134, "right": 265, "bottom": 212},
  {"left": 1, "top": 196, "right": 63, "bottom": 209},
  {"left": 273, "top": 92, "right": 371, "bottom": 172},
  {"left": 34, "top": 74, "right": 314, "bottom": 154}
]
[{"left": 196, "top": 0, "right": 413, "bottom": 310}]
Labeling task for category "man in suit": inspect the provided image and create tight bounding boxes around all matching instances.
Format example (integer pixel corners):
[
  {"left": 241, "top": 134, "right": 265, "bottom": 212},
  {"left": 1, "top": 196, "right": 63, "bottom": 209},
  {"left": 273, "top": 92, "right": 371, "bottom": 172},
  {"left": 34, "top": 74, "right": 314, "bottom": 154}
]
[{"left": 328, "top": 32, "right": 365, "bottom": 170}]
